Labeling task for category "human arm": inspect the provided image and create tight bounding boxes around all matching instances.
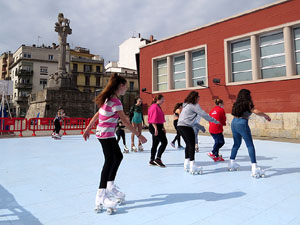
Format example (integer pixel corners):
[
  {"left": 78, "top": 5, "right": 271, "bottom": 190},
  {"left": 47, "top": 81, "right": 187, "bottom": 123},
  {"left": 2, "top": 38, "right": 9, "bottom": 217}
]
[
  {"left": 252, "top": 109, "right": 271, "bottom": 121},
  {"left": 83, "top": 112, "right": 99, "bottom": 141},
  {"left": 117, "top": 110, "right": 147, "bottom": 143},
  {"left": 196, "top": 105, "right": 220, "bottom": 124},
  {"left": 152, "top": 123, "right": 159, "bottom": 136}
]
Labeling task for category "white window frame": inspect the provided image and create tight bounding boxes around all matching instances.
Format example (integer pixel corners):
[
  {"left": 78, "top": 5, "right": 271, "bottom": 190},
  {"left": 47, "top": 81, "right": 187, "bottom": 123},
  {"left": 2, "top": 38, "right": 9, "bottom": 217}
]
[
  {"left": 225, "top": 20, "right": 300, "bottom": 86},
  {"left": 152, "top": 45, "right": 207, "bottom": 94},
  {"left": 156, "top": 58, "right": 168, "bottom": 91},
  {"left": 191, "top": 49, "right": 207, "bottom": 87},
  {"left": 173, "top": 54, "right": 186, "bottom": 90}
]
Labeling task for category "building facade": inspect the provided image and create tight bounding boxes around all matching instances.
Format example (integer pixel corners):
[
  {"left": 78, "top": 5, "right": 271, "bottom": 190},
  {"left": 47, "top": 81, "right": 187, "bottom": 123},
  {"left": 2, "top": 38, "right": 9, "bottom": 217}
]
[
  {"left": 0, "top": 52, "right": 13, "bottom": 80},
  {"left": 9, "top": 44, "right": 69, "bottom": 117},
  {"left": 70, "top": 47, "right": 104, "bottom": 92},
  {"left": 140, "top": 0, "right": 300, "bottom": 139}
]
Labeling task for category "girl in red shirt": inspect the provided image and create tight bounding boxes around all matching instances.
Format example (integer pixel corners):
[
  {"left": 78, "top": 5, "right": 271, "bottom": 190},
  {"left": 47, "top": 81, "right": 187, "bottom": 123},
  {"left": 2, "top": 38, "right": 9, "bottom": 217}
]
[{"left": 208, "top": 99, "right": 226, "bottom": 162}]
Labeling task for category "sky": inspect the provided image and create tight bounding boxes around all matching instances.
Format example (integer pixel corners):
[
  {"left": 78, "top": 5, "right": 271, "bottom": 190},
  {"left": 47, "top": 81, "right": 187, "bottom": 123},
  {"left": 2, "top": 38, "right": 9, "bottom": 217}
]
[{"left": 0, "top": 0, "right": 279, "bottom": 64}]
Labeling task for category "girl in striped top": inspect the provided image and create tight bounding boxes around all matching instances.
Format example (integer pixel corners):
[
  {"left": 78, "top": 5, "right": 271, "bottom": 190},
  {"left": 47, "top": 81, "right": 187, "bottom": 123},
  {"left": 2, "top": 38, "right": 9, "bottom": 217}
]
[{"left": 83, "top": 73, "right": 147, "bottom": 213}]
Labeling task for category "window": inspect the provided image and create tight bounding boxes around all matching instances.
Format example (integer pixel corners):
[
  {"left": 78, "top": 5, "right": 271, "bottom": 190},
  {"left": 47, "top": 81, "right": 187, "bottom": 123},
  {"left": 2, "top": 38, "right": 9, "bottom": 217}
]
[
  {"left": 73, "top": 64, "right": 78, "bottom": 72},
  {"left": 294, "top": 27, "right": 300, "bottom": 75},
  {"left": 130, "top": 81, "right": 134, "bottom": 91},
  {"left": 96, "top": 66, "right": 101, "bottom": 73},
  {"left": 85, "top": 75, "right": 90, "bottom": 86},
  {"left": 40, "top": 66, "right": 48, "bottom": 75},
  {"left": 48, "top": 55, "right": 54, "bottom": 60},
  {"left": 156, "top": 59, "right": 167, "bottom": 91},
  {"left": 260, "top": 31, "right": 285, "bottom": 78},
  {"left": 192, "top": 50, "right": 206, "bottom": 86},
  {"left": 40, "top": 79, "right": 47, "bottom": 88},
  {"left": 173, "top": 55, "right": 186, "bottom": 89},
  {"left": 23, "top": 53, "right": 31, "bottom": 58},
  {"left": 84, "top": 65, "right": 92, "bottom": 72},
  {"left": 231, "top": 39, "right": 252, "bottom": 82},
  {"left": 96, "top": 76, "right": 100, "bottom": 87}
]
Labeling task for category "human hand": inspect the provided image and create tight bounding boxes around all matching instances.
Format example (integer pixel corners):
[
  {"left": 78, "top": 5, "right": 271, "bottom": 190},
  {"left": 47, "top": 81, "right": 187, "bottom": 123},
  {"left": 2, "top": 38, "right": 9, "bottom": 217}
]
[
  {"left": 154, "top": 129, "right": 158, "bottom": 136},
  {"left": 264, "top": 115, "right": 271, "bottom": 121},
  {"left": 138, "top": 135, "right": 147, "bottom": 144},
  {"left": 83, "top": 128, "right": 91, "bottom": 141}
]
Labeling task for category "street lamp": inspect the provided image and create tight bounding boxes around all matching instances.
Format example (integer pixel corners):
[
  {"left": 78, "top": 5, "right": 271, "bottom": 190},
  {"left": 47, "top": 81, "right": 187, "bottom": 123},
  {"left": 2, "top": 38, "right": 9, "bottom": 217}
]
[{"left": 141, "top": 88, "right": 152, "bottom": 95}]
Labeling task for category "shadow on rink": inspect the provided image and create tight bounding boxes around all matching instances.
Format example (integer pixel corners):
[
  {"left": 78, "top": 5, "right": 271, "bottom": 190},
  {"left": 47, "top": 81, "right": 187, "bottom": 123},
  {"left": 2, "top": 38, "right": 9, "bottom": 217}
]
[
  {"left": 0, "top": 185, "right": 42, "bottom": 225},
  {"left": 117, "top": 191, "right": 246, "bottom": 214}
]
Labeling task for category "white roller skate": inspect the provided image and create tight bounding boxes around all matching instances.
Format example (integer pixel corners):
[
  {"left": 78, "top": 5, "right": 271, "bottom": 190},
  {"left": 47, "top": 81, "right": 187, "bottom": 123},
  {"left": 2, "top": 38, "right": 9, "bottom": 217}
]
[
  {"left": 251, "top": 166, "right": 265, "bottom": 178},
  {"left": 138, "top": 145, "right": 144, "bottom": 151},
  {"left": 107, "top": 182, "right": 126, "bottom": 205},
  {"left": 123, "top": 146, "right": 129, "bottom": 153},
  {"left": 184, "top": 158, "right": 190, "bottom": 172},
  {"left": 131, "top": 146, "right": 138, "bottom": 152},
  {"left": 94, "top": 189, "right": 117, "bottom": 214},
  {"left": 228, "top": 160, "right": 240, "bottom": 171},
  {"left": 189, "top": 161, "right": 203, "bottom": 175}
]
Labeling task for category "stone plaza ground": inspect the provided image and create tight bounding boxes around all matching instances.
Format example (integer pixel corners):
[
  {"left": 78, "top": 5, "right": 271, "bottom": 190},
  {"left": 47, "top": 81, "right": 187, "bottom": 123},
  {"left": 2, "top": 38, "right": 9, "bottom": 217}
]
[{"left": 1, "top": 132, "right": 300, "bottom": 225}]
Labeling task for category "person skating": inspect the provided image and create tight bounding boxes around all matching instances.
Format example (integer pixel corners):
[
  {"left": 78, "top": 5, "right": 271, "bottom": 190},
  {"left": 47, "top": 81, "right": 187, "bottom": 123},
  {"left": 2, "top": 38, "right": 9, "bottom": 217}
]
[
  {"left": 52, "top": 107, "right": 67, "bottom": 139},
  {"left": 116, "top": 118, "right": 129, "bottom": 153},
  {"left": 148, "top": 94, "right": 168, "bottom": 168},
  {"left": 83, "top": 73, "right": 147, "bottom": 214},
  {"left": 229, "top": 89, "right": 271, "bottom": 178},
  {"left": 177, "top": 91, "right": 219, "bottom": 175},
  {"left": 170, "top": 103, "right": 184, "bottom": 149},
  {"left": 129, "top": 97, "right": 144, "bottom": 152},
  {"left": 208, "top": 99, "right": 226, "bottom": 162}
]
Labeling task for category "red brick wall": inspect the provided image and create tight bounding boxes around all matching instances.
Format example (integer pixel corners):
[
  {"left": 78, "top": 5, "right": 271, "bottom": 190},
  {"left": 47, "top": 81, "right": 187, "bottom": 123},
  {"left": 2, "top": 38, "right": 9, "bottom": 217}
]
[{"left": 140, "top": 0, "right": 300, "bottom": 115}]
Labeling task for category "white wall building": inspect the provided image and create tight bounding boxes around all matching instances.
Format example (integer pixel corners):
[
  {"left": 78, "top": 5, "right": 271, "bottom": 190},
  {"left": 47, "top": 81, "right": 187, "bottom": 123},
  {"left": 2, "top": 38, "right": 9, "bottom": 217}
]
[
  {"left": 105, "top": 35, "right": 154, "bottom": 73},
  {"left": 9, "top": 44, "right": 70, "bottom": 117}
]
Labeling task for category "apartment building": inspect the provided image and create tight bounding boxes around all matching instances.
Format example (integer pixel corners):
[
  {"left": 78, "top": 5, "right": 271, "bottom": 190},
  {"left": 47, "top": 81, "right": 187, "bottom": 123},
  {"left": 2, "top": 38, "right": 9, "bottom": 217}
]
[
  {"left": 70, "top": 47, "right": 104, "bottom": 93},
  {"left": 9, "top": 44, "right": 69, "bottom": 117}
]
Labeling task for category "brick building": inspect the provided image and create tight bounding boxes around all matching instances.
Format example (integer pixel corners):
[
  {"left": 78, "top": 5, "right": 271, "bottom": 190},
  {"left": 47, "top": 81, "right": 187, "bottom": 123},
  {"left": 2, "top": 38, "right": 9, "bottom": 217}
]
[{"left": 139, "top": 0, "right": 300, "bottom": 139}]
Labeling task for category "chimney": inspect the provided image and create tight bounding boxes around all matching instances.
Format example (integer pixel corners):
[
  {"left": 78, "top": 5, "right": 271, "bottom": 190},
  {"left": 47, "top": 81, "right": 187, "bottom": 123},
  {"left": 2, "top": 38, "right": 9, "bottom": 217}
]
[
  {"left": 138, "top": 33, "right": 141, "bottom": 38},
  {"left": 150, "top": 35, "right": 154, "bottom": 42}
]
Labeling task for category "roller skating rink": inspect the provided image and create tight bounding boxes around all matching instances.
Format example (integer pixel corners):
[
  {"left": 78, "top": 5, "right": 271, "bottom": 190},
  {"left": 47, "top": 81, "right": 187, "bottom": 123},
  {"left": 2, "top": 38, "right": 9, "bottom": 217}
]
[{"left": 1, "top": 132, "right": 300, "bottom": 225}]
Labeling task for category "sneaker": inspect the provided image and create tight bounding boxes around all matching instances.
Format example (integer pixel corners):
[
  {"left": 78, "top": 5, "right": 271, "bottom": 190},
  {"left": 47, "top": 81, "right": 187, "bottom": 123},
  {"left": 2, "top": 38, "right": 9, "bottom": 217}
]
[
  {"left": 207, "top": 152, "right": 217, "bottom": 161},
  {"left": 178, "top": 145, "right": 184, "bottom": 149},
  {"left": 154, "top": 158, "right": 166, "bottom": 168},
  {"left": 123, "top": 149, "right": 129, "bottom": 153},
  {"left": 214, "top": 156, "right": 225, "bottom": 162},
  {"left": 138, "top": 145, "right": 144, "bottom": 151},
  {"left": 149, "top": 160, "right": 157, "bottom": 166},
  {"left": 170, "top": 142, "right": 175, "bottom": 148}
]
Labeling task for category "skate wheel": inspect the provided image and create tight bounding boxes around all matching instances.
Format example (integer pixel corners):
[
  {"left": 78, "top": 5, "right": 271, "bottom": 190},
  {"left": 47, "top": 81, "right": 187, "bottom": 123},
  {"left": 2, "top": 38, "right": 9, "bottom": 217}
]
[
  {"left": 94, "top": 206, "right": 102, "bottom": 213},
  {"left": 106, "top": 208, "right": 113, "bottom": 215},
  {"left": 261, "top": 174, "right": 265, "bottom": 178}
]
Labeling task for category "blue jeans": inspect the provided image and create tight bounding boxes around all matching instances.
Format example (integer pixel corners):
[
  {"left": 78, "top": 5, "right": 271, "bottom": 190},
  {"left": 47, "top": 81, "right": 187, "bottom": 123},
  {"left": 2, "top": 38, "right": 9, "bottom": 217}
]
[
  {"left": 230, "top": 117, "right": 256, "bottom": 163},
  {"left": 210, "top": 133, "right": 225, "bottom": 157}
]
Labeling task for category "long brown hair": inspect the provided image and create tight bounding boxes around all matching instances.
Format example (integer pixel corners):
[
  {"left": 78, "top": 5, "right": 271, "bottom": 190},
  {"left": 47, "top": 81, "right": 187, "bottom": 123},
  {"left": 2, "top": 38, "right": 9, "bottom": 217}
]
[
  {"left": 232, "top": 89, "right": 254, "bottom": 117},
  {"left": 173, "top": 102, "right": 183, "bottom": 113},
  {"left": 184, "top": 91, "right": 199, "bottom": 104},
  {"left": 95, "top": 73, "right": 127, "bottom": 107}
]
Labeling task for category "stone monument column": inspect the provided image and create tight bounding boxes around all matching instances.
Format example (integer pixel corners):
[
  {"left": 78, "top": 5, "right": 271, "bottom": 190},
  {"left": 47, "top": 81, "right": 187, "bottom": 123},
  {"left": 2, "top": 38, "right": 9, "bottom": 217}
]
[{"left": 48, "top": 13, "right": 73, "bottom": 89}]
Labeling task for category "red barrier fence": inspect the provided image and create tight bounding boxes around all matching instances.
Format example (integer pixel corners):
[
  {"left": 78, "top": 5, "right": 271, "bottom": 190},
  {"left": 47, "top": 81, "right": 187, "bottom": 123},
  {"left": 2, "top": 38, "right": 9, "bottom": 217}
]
[
  {"left": 28, "top": 118, "right": 55, "bottom": 136},
  {"left": 0, "top": 117, "right": 27, "bottom": 137},
  {"left": 0, "top": 117, "right": 99, "bottom": 137},
  {"left": 62, "top": 118, "right": 88, "bottom": 135}
]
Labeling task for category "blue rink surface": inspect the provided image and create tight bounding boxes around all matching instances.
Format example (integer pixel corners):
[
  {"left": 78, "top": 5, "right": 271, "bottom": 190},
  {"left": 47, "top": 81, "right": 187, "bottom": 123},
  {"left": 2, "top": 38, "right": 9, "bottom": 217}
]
[{"left": 1, "top": 132, "right": 300, "bottom": 225}]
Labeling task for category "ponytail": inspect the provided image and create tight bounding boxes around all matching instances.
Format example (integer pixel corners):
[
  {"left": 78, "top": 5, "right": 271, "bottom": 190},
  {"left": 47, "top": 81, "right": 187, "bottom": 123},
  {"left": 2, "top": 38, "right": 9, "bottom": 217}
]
[{"left": 95, "top": 73, "right": 127, "bottom": 107}]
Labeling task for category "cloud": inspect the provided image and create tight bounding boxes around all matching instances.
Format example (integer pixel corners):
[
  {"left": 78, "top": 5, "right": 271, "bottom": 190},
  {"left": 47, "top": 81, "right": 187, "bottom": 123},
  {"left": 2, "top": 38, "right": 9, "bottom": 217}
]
[{"left": 0, "top": 0, "right": 278, "bottom": 63}]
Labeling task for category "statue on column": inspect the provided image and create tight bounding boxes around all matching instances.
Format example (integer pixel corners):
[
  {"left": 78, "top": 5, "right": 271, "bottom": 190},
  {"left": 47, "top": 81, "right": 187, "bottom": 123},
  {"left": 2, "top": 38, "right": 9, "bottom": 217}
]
[{"left": 48, "top": 13, "right": 73, "bottom": 89}]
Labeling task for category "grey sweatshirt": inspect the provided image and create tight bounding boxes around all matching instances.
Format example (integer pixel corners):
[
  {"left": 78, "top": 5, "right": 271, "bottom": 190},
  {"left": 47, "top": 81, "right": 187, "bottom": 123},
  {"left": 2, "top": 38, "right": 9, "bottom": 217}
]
[{"left": 178, "top": 103, "right": 219, "bottom": 127}]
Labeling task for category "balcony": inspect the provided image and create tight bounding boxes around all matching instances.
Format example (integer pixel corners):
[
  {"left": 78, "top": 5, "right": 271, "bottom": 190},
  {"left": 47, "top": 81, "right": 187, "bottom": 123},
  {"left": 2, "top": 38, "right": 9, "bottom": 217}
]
[
  {"left": 17, "top": 70, "right": 33, "bottom": 76},
  {"left": 15, "top": 83, "right": 32, "bottom": 89}
]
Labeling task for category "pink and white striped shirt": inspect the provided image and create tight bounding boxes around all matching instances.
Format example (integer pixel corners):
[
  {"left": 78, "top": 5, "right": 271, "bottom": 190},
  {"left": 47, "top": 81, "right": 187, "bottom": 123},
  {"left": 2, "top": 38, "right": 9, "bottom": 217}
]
[{"left": 96, "top": 97, "right": 123, "bottom": 139}]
